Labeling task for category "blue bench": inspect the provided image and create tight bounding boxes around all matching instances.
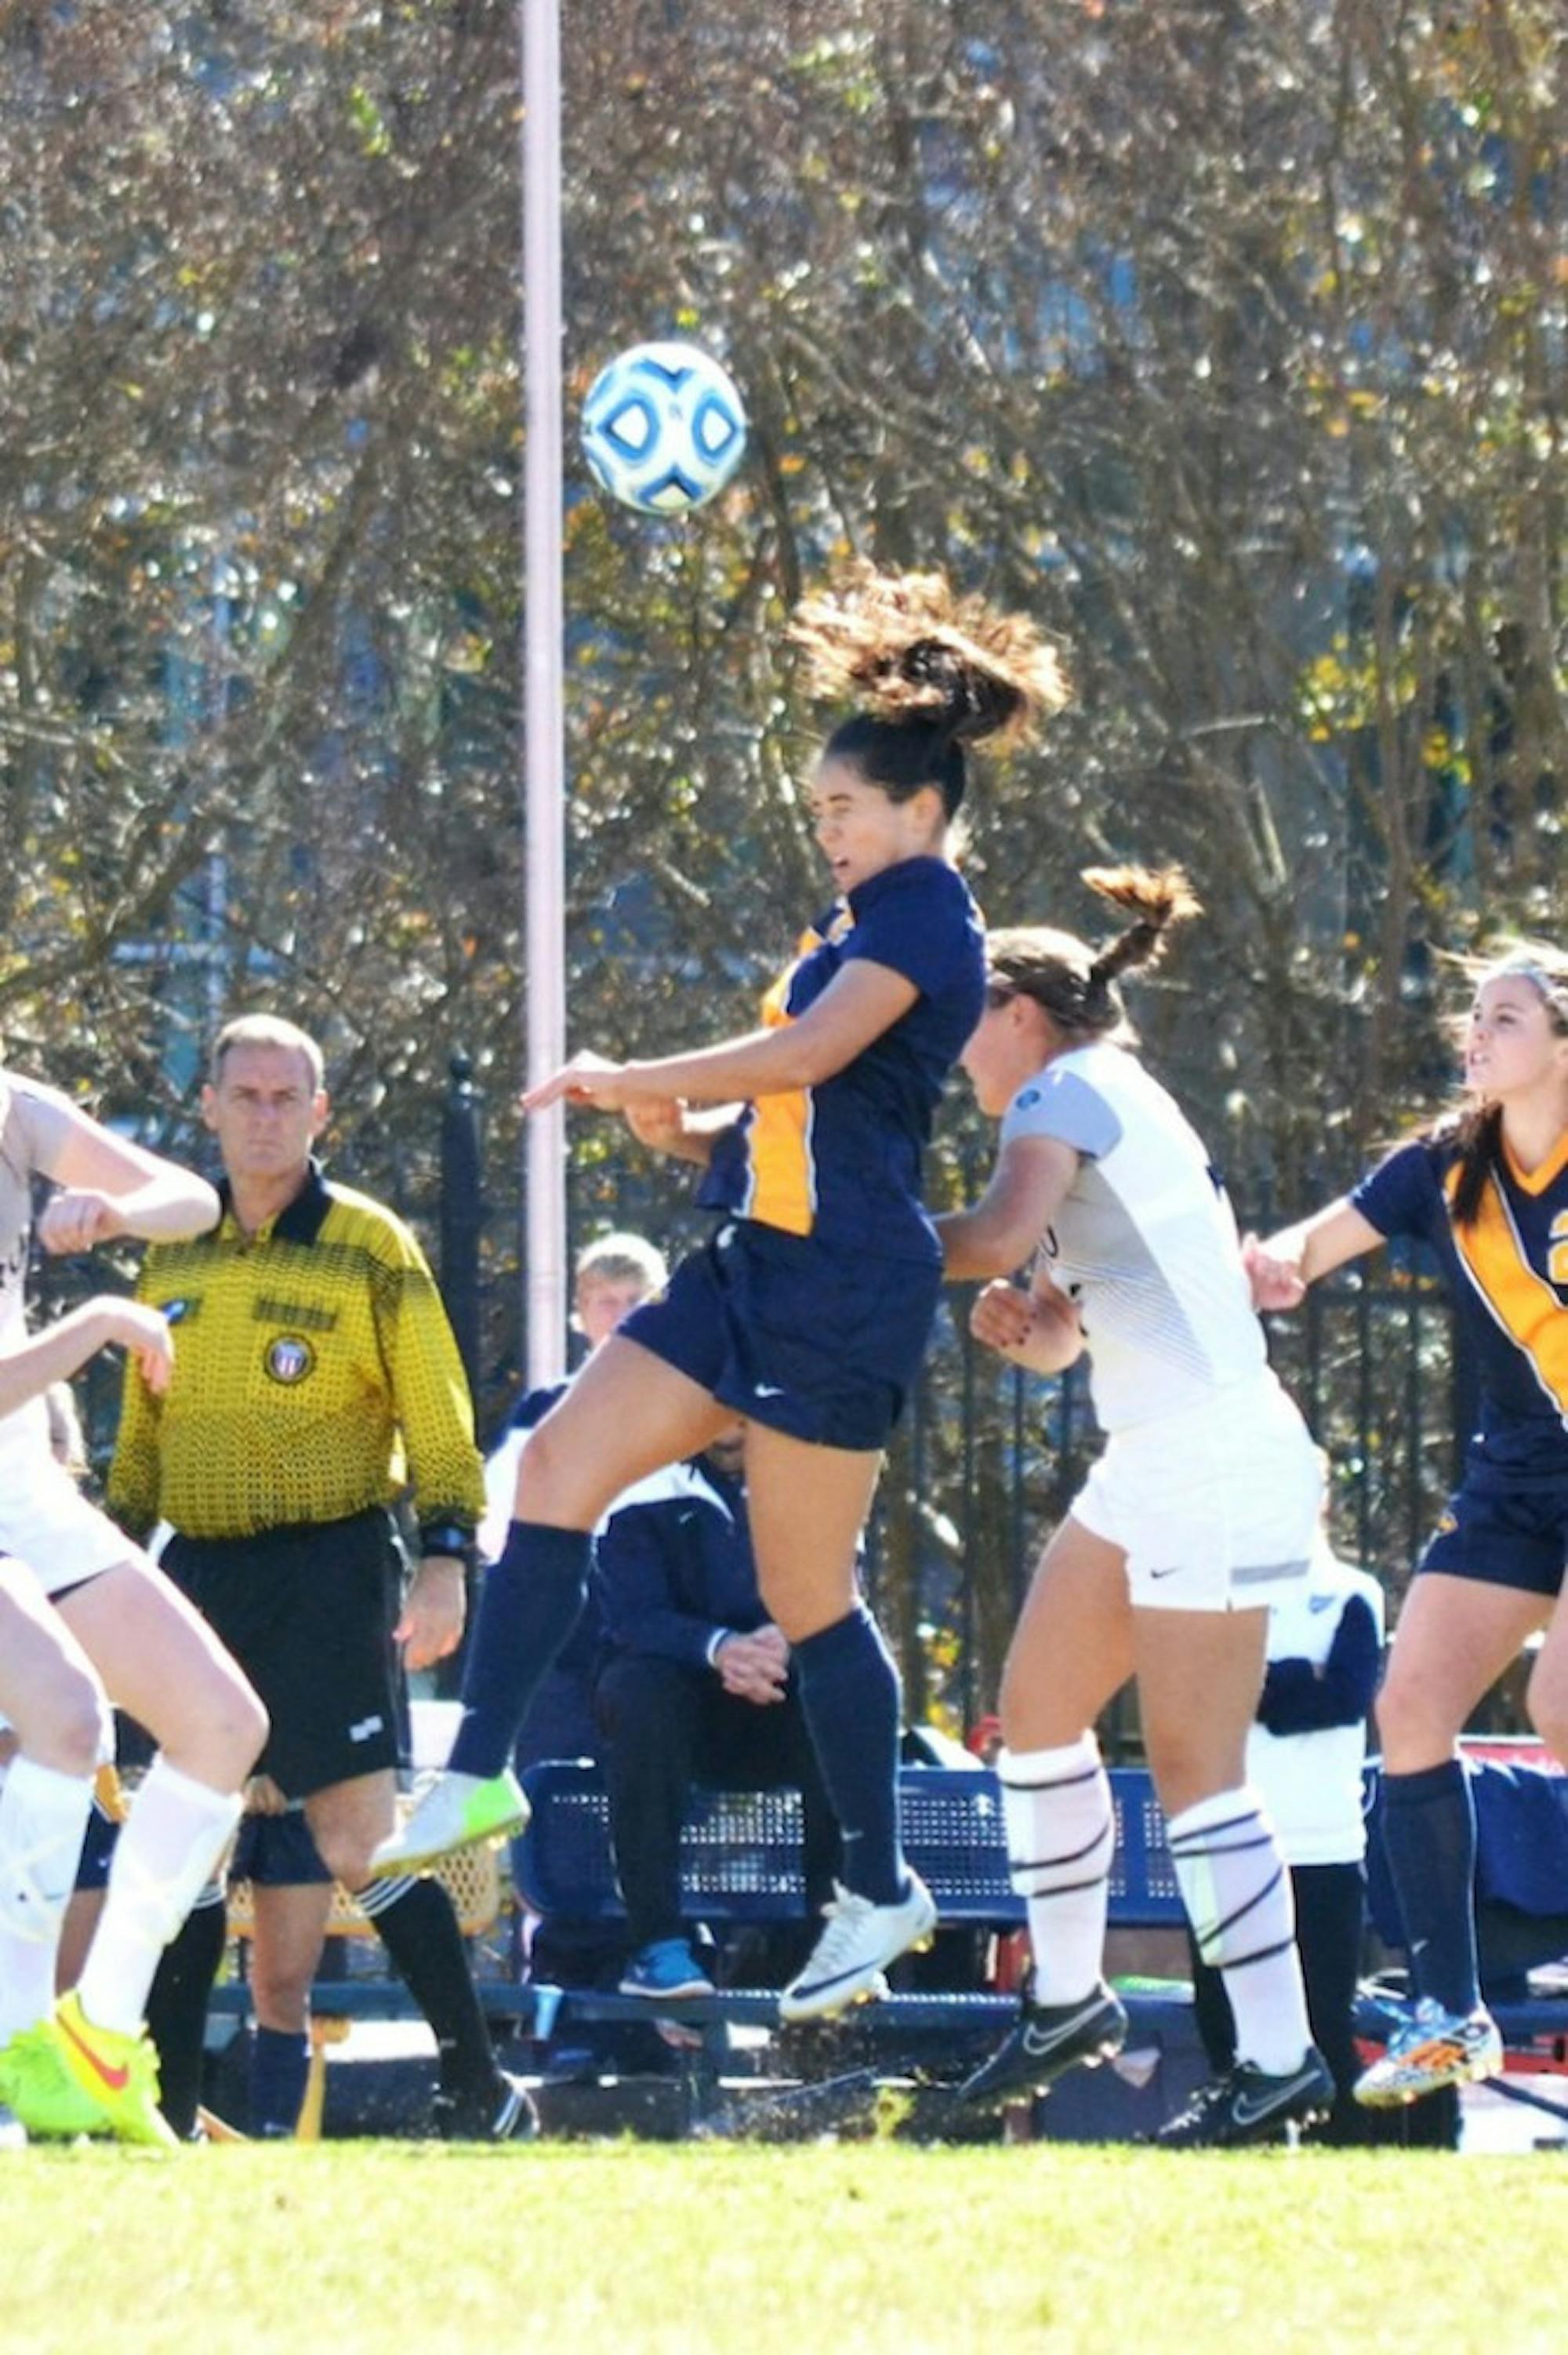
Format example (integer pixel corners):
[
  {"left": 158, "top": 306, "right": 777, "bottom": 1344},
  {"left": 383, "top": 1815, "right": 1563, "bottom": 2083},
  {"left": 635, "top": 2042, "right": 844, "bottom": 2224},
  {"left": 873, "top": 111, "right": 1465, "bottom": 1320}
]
[{"left": 512, "top": 1757, "right": 1185, "bottom": 1933}]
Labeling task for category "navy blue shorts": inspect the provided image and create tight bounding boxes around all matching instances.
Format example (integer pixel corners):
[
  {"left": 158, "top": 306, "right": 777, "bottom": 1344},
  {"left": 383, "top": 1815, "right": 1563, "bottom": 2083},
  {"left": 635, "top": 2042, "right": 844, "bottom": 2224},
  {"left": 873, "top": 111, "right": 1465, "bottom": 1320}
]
[
  {"left": 74, "top": 1798, "right": 119, "bottom": 1894},
  {"left": 1419, "top": 1456, "right": 1568, "bottom": 1600},
  {"left": 230, "top": 1808, "right": 334, "bottom": 1888},
  {"left": 621, "top": 1219, "right": 941, "bottom": 1452},
  {"left": 71, "top": 1791, "right": 333, "bottom": 1893}
]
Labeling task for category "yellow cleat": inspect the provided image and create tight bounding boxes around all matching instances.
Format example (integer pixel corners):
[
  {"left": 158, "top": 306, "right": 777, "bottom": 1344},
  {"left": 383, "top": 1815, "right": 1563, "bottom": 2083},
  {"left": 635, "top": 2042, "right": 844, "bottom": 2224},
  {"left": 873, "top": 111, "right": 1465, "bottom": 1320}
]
[
  {"left": 0, "top": 2021, "right": 112, "bottom": 2139},
  {"left": 51, "top": 1994, "right": 178, "bottom": 2149}
]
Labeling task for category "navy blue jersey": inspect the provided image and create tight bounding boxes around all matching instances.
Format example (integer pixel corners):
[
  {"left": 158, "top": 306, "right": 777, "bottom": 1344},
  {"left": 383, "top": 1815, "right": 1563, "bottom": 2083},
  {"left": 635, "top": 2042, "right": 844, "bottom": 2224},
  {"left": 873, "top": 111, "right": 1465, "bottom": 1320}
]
[
  {"left": 595, "top": 1456, "right": 762, "bottom": 1670},
  {"left": 1352, "top": 1132, "right": 1568, "bottom": 1468},
  {"left": 700, "top": 856, "right": 985, "bottom": 1263}
]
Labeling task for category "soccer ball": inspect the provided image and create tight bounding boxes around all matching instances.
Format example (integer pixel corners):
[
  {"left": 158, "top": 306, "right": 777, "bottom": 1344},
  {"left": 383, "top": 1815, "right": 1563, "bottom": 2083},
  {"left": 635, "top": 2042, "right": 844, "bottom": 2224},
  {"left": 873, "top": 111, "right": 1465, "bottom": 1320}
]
[{"left": 579, "top": 340, "right": 748, "bottom": 516}]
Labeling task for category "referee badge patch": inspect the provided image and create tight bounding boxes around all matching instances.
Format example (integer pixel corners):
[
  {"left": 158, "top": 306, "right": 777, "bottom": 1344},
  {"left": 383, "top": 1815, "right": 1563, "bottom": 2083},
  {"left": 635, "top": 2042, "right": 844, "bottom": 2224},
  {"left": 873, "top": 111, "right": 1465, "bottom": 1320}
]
[{"left": 265, "top": 1335, "right": 315, "bottom": 1385}]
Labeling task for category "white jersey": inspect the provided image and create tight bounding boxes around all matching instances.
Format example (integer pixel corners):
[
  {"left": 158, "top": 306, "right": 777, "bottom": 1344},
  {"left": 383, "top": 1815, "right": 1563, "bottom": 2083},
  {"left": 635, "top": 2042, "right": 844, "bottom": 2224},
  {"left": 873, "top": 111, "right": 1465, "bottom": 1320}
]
[
  {"left": 1000, "top": 1041, "right": 1269, "bottom": 1433},
  {"left": 1247, "top": 1543, "right": 1385, "bottom": 1866},
  {"left": 0, "top": 1070, "right": 67, "bottom": 1474}
]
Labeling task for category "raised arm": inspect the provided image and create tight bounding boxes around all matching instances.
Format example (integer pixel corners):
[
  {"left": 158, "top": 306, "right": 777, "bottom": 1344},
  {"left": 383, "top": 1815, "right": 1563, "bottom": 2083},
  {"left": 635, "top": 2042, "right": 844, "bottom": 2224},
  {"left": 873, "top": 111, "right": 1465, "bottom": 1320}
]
[
  {"left": 522, "top": 958, "right": 919, "bottom": 1115},
  {"left": 1242, "top": 1199, "right": 1385, "bottom": 1313},
  {"left": 934, "top": 1134, "right": 1080, "bottom": 1284},
  {"left": 27, "top": 1088, "right": 220, "bottom": 1249},
  {"left": 0, "top": 1299, "right": 174, "bottom": 1419}
]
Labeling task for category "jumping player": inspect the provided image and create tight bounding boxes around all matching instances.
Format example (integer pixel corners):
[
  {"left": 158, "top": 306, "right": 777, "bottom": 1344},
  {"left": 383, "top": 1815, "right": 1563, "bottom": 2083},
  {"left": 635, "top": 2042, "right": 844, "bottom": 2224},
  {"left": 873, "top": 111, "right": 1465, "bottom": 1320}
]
[
  {"left": 1244, "top": 940, "right": 1568, "bottom": 2107},
  {"left": 372, "top": 565, "right": 1069, "bottom": 2020},
  {"left": 0, "top": 1069, "right": 265, "bottom": 2145},
  {"left": 938, "top": 869, "right": 1333, "bottom": 2145}
]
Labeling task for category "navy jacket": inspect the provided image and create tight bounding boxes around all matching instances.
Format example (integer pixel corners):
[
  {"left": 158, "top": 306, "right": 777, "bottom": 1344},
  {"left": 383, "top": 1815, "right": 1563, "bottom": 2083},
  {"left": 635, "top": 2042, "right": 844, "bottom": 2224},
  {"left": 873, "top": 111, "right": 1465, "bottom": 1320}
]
[{"left": 595, "top": 1456, "right": 764, "bottom": 1671}]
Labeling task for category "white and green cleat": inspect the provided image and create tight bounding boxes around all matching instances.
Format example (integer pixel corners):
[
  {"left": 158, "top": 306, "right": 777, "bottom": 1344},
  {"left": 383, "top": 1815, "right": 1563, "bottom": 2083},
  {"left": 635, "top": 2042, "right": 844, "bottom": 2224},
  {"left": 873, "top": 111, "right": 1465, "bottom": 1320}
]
[{"left": 365, "top": 1767, "right": 530, "bottom": 1880}]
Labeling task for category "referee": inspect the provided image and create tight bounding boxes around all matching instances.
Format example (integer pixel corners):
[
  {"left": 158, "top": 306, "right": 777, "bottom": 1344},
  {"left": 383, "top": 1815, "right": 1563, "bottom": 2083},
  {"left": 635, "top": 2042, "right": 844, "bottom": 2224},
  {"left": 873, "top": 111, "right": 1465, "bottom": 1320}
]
[{"left": 107, "top": 1013, "right": 532, "bottom": 2141}]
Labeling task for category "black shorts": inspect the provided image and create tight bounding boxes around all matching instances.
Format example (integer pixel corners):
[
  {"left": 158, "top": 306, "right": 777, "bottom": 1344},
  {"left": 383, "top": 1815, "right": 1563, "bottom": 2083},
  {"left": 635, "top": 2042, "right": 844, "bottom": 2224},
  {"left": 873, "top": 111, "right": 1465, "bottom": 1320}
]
[{"left": 162, "top": 1508, "right": 405, "bottom": 1801}]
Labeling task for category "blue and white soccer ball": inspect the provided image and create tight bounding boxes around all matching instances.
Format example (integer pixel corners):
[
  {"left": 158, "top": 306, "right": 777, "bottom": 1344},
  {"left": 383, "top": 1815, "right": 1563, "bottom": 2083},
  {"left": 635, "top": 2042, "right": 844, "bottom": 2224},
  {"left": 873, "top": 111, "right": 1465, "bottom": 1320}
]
[{"left": 579, "top": 340, "right": 748, "bottom": 517}]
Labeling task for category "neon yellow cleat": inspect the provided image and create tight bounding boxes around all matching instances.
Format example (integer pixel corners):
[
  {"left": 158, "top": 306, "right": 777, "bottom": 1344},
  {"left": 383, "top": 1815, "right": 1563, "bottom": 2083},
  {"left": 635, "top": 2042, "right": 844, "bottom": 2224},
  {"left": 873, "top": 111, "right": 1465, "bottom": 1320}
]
[
  {"left": 51, "top": 1995, "right": 178, "bottom": 2149},
  {"left": 0, "top": 2021, "right": 112, "bottom": 2140}
]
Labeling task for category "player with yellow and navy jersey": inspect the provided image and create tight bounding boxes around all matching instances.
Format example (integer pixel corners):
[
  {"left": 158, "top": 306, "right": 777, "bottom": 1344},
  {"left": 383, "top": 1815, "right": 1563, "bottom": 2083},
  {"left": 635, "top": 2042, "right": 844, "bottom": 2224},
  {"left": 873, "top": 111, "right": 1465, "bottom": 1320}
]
[
  {"left": 374, "top": 565, "right": 1070, "bottom": 2023},
  {"left": 1245, "top": 942, "right": 1568, "bottom": 2112}
]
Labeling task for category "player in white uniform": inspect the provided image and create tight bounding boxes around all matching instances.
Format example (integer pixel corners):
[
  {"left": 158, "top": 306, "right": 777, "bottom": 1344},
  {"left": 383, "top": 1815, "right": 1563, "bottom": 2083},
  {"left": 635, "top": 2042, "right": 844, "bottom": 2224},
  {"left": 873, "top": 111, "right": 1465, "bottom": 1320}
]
[
  {"left": 0, "top": 1069, "right": 265, "bottom": 2144},
  {"left": 937, "top": 867, "right": 1333, "bottom": 2145}
]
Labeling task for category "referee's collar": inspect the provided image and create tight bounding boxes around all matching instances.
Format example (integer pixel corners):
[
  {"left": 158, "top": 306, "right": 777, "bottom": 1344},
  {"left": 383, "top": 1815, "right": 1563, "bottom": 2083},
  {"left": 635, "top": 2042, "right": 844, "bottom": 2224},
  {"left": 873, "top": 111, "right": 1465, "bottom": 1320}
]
[{"left": 216, "top": 1159, "right": 333, "bottom": 1246}]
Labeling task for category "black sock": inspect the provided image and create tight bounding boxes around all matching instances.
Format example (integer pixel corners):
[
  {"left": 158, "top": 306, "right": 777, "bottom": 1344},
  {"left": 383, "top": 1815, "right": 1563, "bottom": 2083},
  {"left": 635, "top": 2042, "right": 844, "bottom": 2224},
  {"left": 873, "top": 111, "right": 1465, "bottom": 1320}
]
[
  {"left": 144, "top": 1895, "right": 227, "bottom": 2139},
  {"left": 354, "top": 1873, "right": 495, "bottom": 2098}
]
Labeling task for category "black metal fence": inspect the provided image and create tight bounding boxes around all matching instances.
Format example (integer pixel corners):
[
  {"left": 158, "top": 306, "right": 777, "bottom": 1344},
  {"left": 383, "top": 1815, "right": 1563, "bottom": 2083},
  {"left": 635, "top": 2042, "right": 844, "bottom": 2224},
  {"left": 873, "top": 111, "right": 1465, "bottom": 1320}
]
[
  {"left": 430, "top": 1059, "right": 1471, "bottom": 1750},
  {"left": 47, "top": 1061, "right": 1468, "bottom": 1756}
]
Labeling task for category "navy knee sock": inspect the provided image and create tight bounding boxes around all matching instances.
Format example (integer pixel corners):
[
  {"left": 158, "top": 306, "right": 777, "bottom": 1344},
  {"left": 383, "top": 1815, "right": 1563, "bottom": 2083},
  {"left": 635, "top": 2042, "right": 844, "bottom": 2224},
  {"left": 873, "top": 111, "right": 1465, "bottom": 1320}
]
[
  {"left": 793, "top": 1604, "right": 906, "bottom": 1907},
  {"left": 250, "top": 2026, "right": 310, "bottom": 2138},
  {"left": 448, "top": 1521, "right": 590, "bottom": 1779},
  {"left": 1381, "top": 1760, "right": 1481, "bottom": 2015}
]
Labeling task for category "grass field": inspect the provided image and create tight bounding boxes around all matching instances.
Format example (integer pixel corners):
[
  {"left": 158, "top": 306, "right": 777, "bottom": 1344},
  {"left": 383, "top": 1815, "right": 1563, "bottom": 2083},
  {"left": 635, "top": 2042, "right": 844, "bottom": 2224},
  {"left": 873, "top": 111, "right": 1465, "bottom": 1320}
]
[{"left": 3, "top": 2139, "right": 1563, "bottom": 2355}]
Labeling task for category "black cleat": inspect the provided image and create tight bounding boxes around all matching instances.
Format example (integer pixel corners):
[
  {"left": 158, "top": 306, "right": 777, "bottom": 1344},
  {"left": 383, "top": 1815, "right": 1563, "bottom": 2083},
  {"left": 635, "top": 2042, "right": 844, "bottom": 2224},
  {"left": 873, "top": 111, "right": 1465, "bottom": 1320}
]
[
  {"left": 1155, "top": 2047, "right": 1334, "bottom": 2149},
  {"left": 434, "top": 2069, "right": 540, "bottom": 2143},
  {"left": 957, "top": 1982, "right": 1128, "bottom": 2112}
]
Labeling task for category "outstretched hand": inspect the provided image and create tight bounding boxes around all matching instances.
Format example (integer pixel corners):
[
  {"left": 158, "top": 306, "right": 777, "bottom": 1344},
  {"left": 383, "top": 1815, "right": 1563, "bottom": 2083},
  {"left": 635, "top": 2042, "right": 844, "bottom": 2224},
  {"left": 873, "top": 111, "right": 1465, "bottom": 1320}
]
[
  {"left": 100, "top": 1299, "right": 176, "bottom": 1395},
  {"left": 521, "top": 1052, "right": 633, "bottom": 1116}
]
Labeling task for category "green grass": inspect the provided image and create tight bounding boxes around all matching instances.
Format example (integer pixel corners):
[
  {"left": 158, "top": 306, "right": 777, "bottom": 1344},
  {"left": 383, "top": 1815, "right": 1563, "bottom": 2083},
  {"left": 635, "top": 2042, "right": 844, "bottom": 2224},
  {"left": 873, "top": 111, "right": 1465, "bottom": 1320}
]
[{"left": 4, "top": 2140, "right": 1561, "bottom": 2354}]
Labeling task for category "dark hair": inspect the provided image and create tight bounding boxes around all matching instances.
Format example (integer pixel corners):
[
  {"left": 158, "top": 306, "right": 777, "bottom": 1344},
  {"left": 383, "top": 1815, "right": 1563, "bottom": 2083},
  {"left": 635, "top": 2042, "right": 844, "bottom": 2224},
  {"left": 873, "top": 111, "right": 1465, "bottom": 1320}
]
[
  {"left": 1431, "top": 943, "right": 1568, "bottom": 1225},
  {"left": 790, "top": 564, "right": 1069, "bottom": 818},
  {"left": 985, "top": 865, "right": 1203, "bottom": 1045}
]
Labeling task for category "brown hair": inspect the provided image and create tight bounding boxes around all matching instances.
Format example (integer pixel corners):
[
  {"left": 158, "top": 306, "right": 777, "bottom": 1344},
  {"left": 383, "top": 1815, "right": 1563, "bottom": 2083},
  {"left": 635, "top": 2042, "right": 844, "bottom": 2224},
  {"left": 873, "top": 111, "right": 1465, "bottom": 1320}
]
[
  {"left": 789, "top": 563, "right": 1069, "bottom": 817},
  {"left": 1434, "top": 941, "right": 1568, "bottom": 1226},
  {"left": 985, "top": 865, "right": 1203, "bottom": 1045},
  {"left": 209, "top": 1015, "right": 325, "bottom": 1092}
]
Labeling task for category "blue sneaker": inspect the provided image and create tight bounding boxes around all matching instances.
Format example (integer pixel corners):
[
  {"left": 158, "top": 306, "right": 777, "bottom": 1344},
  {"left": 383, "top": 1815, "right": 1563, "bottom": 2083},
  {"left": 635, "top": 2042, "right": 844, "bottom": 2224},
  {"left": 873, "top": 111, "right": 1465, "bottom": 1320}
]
[{"left": 619, "top": 1939, "right": 716, "bottom": 2000}]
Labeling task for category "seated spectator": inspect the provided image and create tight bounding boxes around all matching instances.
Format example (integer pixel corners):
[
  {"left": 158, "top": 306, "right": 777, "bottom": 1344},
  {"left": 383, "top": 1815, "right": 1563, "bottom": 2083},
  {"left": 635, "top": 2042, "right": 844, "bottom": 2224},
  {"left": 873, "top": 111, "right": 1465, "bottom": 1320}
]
[
  {"left": 593, "top": 1422, "right": 840, "bottom": 1999},
  {"left": 482, "top": 1231, "right": 670, "bottom": 1775}
]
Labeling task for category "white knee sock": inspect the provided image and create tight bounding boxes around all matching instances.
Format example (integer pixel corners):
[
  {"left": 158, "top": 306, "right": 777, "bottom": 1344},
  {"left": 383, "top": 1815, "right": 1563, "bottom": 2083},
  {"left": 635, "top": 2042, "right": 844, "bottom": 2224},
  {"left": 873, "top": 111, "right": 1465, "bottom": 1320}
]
[
  {"left": 1166, "top": 1786, "right": 1312, "bottom": 2075},
  {"left": 0, "top": 1755, "right": 95, "bottom": 2044},
  {"left": 1000, "top": 1735, "right": 1115, "bottom": 2005},
  {"left": 74, "top": 1757, "right": 241, "bottom": 2036}
]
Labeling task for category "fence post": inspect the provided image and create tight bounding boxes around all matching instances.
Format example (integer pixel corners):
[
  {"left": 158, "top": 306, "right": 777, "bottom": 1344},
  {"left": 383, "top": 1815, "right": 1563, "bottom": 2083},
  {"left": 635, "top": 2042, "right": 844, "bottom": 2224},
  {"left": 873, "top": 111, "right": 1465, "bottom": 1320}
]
[
  {"left": 438, "top": 1052, "right": 484, "bottom": 1700},
  {"left": 439, "top": 1051, "right": 484, "bottom": 1396}
]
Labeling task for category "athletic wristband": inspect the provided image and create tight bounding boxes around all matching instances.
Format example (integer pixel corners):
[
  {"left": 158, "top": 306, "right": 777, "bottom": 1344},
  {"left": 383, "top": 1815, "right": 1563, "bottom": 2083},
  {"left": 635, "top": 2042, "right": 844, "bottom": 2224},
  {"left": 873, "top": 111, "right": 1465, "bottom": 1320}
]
[{"left": 418, "top": 1521, "right": 475, "bottom": 1563}]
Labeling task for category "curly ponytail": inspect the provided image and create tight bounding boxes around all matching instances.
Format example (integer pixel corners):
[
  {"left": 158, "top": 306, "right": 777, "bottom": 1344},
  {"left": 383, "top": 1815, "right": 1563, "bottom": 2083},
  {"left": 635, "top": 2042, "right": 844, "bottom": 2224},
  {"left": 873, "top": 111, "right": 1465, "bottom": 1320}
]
[{"left": 790, "top": 563, "right": 1069, "bottom": 816}]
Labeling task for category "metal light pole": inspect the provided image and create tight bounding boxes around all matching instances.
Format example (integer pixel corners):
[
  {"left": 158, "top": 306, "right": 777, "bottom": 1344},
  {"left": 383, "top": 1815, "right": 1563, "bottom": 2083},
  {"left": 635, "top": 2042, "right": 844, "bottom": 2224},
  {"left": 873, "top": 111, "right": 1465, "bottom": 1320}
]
[{"left": 521, "top": 0, "right": 568, "bottom": 1384}]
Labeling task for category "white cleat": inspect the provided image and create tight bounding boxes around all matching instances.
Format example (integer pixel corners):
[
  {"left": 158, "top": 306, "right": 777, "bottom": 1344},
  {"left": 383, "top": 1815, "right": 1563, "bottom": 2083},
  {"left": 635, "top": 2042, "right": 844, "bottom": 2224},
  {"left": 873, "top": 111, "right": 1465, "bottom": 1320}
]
[
  {"left": 779, "top": 1873, "right": 938, "bottom": 2023},
  {"left": 365, "top": 1768, "right": 529, "bottom": 1880}
]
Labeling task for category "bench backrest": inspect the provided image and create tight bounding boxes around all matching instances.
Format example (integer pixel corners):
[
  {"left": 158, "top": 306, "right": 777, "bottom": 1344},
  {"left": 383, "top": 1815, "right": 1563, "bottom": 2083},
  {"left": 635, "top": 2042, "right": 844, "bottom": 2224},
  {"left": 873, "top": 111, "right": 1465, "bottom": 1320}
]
[{"left": 514, "top": 1761, "right": 1184, "bottom": 1929}]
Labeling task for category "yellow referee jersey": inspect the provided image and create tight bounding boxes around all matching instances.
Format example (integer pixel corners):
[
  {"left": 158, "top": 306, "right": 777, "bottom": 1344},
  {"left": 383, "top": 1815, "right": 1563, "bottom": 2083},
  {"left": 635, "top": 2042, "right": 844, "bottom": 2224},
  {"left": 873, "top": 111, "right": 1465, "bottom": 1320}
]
[{"left": 107, "top": 1165, "right": 486, "bottom": 1543}]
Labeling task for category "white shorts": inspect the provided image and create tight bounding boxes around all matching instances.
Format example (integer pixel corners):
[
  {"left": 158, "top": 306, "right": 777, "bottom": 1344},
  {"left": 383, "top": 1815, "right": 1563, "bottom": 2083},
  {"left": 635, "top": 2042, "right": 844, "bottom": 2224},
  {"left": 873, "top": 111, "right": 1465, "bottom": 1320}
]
[
  {"left": 1071, "top": 1379, "right": 1322, "bottom": 1613},
  {"left": 0, "top": 1452, "right": 136, "bottom": 1597}
]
